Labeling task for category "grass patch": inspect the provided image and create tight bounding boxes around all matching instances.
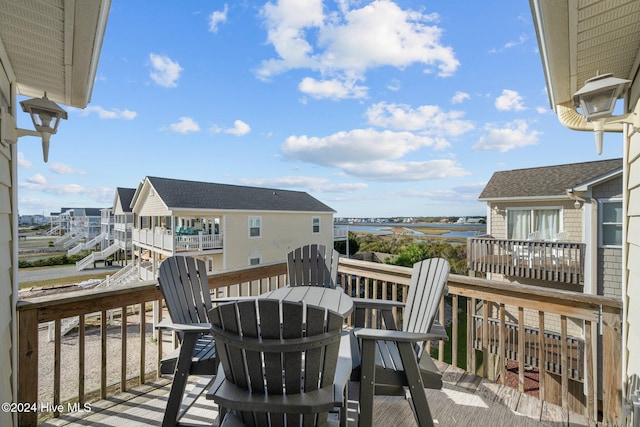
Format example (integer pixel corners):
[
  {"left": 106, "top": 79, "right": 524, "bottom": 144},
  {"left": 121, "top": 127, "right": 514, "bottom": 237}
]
[{"left": 430, "top": 297, "right": 483, "bottom": 373}]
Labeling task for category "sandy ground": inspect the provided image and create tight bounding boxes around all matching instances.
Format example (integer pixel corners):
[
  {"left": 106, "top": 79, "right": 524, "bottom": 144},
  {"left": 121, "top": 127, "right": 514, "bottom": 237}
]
[{"left": 37, "top": 308, "right": 173, "bottom": 404}]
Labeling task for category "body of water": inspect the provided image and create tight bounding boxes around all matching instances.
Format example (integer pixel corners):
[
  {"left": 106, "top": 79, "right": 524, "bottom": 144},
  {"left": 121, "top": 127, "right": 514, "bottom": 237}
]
[{"left": 335, "top": 223, "right": 486, "bottom": 238}]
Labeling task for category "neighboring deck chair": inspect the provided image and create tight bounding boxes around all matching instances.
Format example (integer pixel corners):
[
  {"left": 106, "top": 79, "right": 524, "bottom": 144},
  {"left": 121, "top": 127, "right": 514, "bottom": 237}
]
[
  {"left": 207, "top": 298, "right": 351, "bottom": 427},
  {"left": 156, "top": 256, "right": 218, "bottom": 427},
  {"left": 351, "top": 258, "right": 450, "bottom": 427},
  {"left": 287, "top": 244, "right": 339, "bottom": 288}
]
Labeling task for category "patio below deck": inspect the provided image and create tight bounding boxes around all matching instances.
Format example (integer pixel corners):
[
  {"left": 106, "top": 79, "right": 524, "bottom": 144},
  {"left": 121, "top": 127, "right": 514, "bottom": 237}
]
[{"left": 39, "top": 360, "right": 592, "bottom": 427}]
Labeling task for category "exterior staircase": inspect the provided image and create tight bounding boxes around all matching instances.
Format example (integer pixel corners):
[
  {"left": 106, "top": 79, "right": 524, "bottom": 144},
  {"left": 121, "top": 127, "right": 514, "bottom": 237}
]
[
  {"left": 63, "top": 232, "right": 88, "bottom": 249},
  {"left": 46, "top": 225, "right": 61, "bottom": 236},
  {"left": 68, "top": 232, "right": 108, "bottom": 256},
  {"left": 75, "top": 242, "right": 119, "bottom": 271}
]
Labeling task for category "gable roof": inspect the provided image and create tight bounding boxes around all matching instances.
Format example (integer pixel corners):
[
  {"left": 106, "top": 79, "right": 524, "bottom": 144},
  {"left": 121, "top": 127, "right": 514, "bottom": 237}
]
[
  {"left": 143, "top": 176, "right": 335, "bottom": 213},
  {"left": 115, "top": 187, "right": 135, "bottom": 213},
  {"left": 479, "top": 158, "right": 622, "bottom": 200}
]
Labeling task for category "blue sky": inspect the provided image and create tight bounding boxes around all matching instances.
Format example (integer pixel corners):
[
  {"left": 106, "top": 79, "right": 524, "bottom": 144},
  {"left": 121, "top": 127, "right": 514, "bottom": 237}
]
[{"left": 16, "top": 0, "right": 623, "bottom": 217}]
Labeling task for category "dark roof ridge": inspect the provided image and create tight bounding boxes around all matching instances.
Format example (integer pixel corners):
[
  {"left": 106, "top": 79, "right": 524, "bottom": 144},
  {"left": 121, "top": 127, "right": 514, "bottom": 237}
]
[{"left": 143, "top": 176, "right": 335, "bottom": 213}]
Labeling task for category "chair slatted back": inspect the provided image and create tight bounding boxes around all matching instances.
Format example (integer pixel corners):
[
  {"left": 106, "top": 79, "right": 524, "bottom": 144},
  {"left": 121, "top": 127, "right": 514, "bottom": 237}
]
[
  {"left": 210, "top": 299, "right": 343, "bottom": 426},
  {"left": 157, "top": 256, "right": 212, "bottom": 338},
  {"left": 403, "top": 258, "right": 450, "bottom": 344},
  {"left": 287, "top": 244, "right": 339, "bottom": 288}
]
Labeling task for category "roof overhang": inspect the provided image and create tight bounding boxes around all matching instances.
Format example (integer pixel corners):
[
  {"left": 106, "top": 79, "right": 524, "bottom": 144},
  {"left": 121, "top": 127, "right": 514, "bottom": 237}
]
[
  {"left": 529, "top": 0, "right": 640, "bottom": 132},
  {"left": 0, "top": 0, "right": 111, "bottom": 108}
]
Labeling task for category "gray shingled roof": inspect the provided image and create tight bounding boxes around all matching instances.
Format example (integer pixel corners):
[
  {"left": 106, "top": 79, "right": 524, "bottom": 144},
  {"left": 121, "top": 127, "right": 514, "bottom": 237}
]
[
  {"left": 116, "top": 187, "right": 136, "bottom": 212},
  {"left": 146, "top": 176, "right": 335, "bottom": 212},
  {"left": 479, "top": 158, "right": 622, "bottom": 200}
]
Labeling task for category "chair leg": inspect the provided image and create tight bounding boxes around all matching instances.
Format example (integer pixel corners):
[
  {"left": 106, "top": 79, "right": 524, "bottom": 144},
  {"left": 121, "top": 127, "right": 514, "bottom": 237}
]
[
  {"left": 358, "top": 339, "right": 376, "bottom": 427},
  {"left": 397, "top": 342, "right": 434, "bottom": 427},
  {"left": 162, "top": 333, "right": 198, "bottom": 427}
]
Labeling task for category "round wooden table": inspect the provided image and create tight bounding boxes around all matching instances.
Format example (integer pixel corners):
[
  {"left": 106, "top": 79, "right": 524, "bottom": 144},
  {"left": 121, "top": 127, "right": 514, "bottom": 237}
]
[{"left": 261, "top": 286, "right": 354, "bottom": 317}]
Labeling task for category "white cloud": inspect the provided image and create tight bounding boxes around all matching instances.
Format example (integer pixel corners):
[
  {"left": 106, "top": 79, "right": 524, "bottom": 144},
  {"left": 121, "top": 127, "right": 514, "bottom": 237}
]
[
  {"left": 258, "top": 0, "right": 459, "bottom": 99},
  {"left": 495, "top": 89, "right": 525, "bottom": 111},
  {"left": 80, "top": 105, "right": 137, "bottom": 120},
  {"left": 238, "top": 175, "right": 368, "bottom": 193},
  {"left": 149, "top": 53, "right": 183, "bottom": 88},
  {"left": 281, "top": 128, "right": 469, "bottom": 181},
  {"left": 17, "top": 152, "right": 32, "bottom": 168},
  {"left": 343, "top": 159, "right": 468, "bottom": 181},
  {"left": 451, "top": 91, "right": 470, "bottom": 104},
  {"left": 26, "top": 174, "right": 47, "bottom": 186},
  {"left": 224, "top": 120, "right": 251, "bottom": 136},
  {"left": 472, "top": 120, "right": 540, "bottom": 152},
  {"left": 169, "top": 117, "right": 201, "bottom": 133},
  {"left": 298, "top": 77, "right": 368, "bottom": 99},
  {"left": 50, "top": 163, "right": 85, "bottom": 175},
  {"left": 365, "top": 102, "right": 474, "bottom": 138},
  {"left": 282, "top": 129, "right": 435, "bottom": 165},
  {"left": 209, "top": 4, "right": 228, "bottom": 33},
  {"left": 490, "top": 33, "right": 528, "bottom": 53}
]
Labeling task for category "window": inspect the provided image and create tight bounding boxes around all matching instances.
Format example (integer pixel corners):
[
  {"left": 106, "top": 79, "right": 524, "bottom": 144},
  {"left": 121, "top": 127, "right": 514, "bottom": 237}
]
[
  {"left": 507, "top": 208, "right": 560, "bottom": 240},
  {"left": 600, "top": 200, "right": 622, "bottom": 247},
  {"left": 312, "top": 217, "right": 320, "bottom": 233},
  {"left": 249, "top": 216, "right": 262, "bottom": 238},
  {"left": 249, "top": 257, "right": 261, "bottom": 266}
]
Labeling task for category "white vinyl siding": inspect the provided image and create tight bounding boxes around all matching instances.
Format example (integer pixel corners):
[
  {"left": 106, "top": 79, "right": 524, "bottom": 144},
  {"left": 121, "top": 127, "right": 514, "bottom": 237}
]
[
  {"left": 625, "top": 127, "right": 640, "bottom": 393},
  {"left": 0, "top": 86, "right": 15, "bottom": 426}
]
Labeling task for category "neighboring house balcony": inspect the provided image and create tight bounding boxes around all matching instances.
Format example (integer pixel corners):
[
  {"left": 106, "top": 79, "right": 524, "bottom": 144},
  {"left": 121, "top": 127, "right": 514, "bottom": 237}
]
[
  {"left": 467, "top": 235, "right": 585, "bottom": 285},
  {"left": 333, "top": 226, "right": 348, "bottom": 241},
  {"left": 133, "top": 228, "right": 224, "bottom": 255}
]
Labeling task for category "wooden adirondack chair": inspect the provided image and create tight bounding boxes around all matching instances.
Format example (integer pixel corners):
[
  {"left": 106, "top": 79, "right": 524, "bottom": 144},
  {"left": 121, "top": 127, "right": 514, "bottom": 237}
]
[
  {"left": 156, "top": 256, "right": 218, "bottom": 427},
  {"left": 351, "top": 257, "right": 450, "bottom": 427},
  {"left": 287, "top": 244, "right": 339, "bottom": 288},
  {"left": 207, "top": 298, "right": 351, "bottom": 427}
]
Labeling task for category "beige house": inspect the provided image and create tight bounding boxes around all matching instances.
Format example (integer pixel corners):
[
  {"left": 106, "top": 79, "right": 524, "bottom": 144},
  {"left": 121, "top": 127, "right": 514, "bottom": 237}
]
[
  {"left": 530, "top": 0, "right": 640, "bottom": 420},
  {"left": 130, "top": 176, "right": 336, "bottom": 280},
  {"left": 0, "top": 1, "right": 110, "bottom": 425}
]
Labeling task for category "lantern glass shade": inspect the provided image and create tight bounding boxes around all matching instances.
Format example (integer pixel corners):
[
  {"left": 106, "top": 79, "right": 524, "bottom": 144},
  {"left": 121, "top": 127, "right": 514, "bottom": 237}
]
[
  {"left": 19, "top": 93, "right": 68, "bottom": 135},
  {"left": 572, "top": 73, "right": 631, "bottom": 121}
]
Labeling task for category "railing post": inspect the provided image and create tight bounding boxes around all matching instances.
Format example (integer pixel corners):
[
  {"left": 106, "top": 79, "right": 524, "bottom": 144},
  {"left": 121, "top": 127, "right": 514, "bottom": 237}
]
[
  {"left": 17, "top": 307, "right": 38, "bottom": 426},
  {"left": 602, "top": 305, "right": 622, "bottom": 425}
]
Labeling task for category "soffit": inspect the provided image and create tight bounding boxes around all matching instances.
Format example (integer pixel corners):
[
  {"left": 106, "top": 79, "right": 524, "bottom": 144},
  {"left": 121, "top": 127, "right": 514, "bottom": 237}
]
[
  {"left": 531, "top": 0, "right": 640, "bottom": 110},
  {"left": 0, "top": 0, "right": 110, "bottom": 108}
]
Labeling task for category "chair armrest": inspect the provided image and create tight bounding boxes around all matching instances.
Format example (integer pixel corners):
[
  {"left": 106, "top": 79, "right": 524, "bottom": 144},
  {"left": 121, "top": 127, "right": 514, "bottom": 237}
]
[
  {"left": 353, "top": 327, "right": 445, "bottom": 343},
  {"left": 155, "top": 318, "right": 211, "bottom": 333},
  {"left": 352, "top": 298, "right": 405, "bottom": 310},
  {"left": 352, "top": 298, "right": 404, "bottom": 329}
]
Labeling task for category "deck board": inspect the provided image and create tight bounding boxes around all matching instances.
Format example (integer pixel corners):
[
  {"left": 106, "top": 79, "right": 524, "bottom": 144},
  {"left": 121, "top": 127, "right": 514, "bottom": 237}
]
[{"left": 39, "top": 362, "right": 592, "bottom": 427}]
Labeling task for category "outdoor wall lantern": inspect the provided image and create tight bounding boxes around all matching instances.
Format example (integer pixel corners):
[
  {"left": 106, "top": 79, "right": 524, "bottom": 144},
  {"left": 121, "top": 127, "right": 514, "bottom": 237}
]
[
  {"left": 17, "top": 93, "right": 68, "bottom": 162},
  {"left": 1, "top": 92, "right": 67, "bottom": 162},
  {"left": 573, "top": 73, "right": 638, "bottom": 155}
]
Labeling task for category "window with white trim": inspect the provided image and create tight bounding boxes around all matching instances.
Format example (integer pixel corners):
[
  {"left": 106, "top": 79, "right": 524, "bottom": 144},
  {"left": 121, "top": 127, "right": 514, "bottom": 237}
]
[
  {"left": 312, "top": 217, "right": 320, "bottom": 234},
  {"left": 248, "top": 216, "right": 262, "bottom": 238},
  {"left": 506, "top": 207, "right": 561, "bottom": 240},
  {"left": 600, "top": 199, "right": 622, "bottom": 247}
]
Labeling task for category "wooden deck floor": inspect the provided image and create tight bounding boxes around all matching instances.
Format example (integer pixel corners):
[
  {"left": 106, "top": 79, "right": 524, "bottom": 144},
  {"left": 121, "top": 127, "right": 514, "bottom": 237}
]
[{"left": 39, "top": 361, "right": 595, "bottom": 427}]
